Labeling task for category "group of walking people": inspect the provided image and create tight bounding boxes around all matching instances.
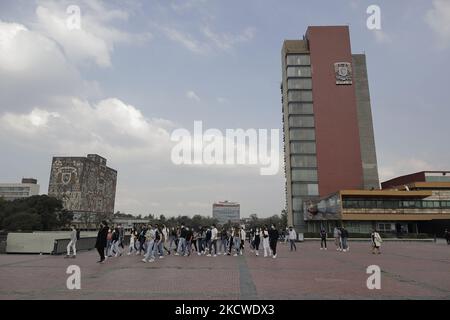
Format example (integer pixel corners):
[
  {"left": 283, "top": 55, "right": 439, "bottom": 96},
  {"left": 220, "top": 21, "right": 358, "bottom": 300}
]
[{"left": 93, "top": 221, "right": 282, "bottom": 263}]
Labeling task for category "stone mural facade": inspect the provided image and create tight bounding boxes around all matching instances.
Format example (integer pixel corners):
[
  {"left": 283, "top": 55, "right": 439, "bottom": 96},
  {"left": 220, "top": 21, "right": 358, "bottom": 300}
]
[{"left": 48, "top": 154, "right": 117, "bottom": 215}]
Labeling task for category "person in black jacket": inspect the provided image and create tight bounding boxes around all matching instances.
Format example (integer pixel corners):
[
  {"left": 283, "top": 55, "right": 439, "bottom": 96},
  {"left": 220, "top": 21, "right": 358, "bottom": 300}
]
[
  {"left": 268, "top": 224, "right": 279, "bottom": 259},
  {"left": 95, "top": 221, "right": 109, "bottom": 263}
]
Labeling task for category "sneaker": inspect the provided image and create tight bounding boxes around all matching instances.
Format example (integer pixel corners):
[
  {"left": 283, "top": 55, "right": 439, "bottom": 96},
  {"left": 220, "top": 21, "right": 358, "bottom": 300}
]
[
  {"left": 256, "top": 252, "right": 259, "bottom": 256},
  {"left": 264, "top": 255, "right": 267, "bottom": 258},
  {"left": 207, "top": 254, "right": 211, "bottom": 257},
  {"left": 324, "top": 248, "right": 327, "bottom": 251},
  {"left": 197, "top": 252, "right": 201, "bottom": 256},
  {"left": 343, "top": 249, "right": 347, "bottom": 252},
  {"left": 213, "top": 254, "right": 217, "bottom": 257},
  {"left": 320, "top": 248, "right": 323, "bottom": 250},
  {"left": 174, "top": 253, "right": 179, "bottom": 256},
  {"left": 273, "top": 255, "right": 277, "bottom": 259},
  {"left": 159, "top": 256, "right": 164, "bottom": 259},
  {"left": 233, "top": 253, "right": 237, "bottom": 257},
  {"left": 142, "top": 258, "right": 147, "bottom": 263},
  {"left": 149, "top": 259, "right": 155, "bottom": 262}
]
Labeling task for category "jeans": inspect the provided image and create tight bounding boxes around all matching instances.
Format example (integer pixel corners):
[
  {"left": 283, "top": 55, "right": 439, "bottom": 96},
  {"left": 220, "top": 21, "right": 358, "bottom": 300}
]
[
  {"left": 177, "top": 238, "right": 186, "bottom": 255},
  {"left": 234, "top": 238, "right": 241, "bottom": 253},
  {"left": 321, "top": 237, "right": 327, "bottom": 248},
  {"left": 186, "top": 240, "right": 192, "bottom": 255},
  {"left": 341, "top": 237, "right": 348, "bottom": 250},
  {"left": 197, "top": 238, "right": 204, "bottom": 253},
  {"left": 219, "top": 239, "right": 227, "bottom": 253},
  {"left": 289, "top": 239, "right": 296, "bottom": 251},
  {"left": 209, "top": 239, "right": 217, "bottom": 254},
  {"left": 153, "top": 241, "right": 163, "bottom": 257},
  {"left": 169, "top": 236, "right": 176, "bottom": 250},
  {"left": 144, "top": 240, "right": 155, "bottom": 260}
]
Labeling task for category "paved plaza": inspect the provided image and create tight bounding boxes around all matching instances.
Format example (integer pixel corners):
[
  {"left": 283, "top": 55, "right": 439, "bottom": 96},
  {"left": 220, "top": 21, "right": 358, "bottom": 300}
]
[{"left": 0, "top": 241, "right": 449, "bottom": 300}]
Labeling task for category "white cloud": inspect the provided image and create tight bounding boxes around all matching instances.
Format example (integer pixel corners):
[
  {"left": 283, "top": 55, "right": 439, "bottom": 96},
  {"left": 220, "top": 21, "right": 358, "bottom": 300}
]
[
  {"left": 0, "top": 97, "right": 175, "bottom": 162},
  {"left": 201, "top": 26, "right": 255, "bottom": 51},
  {"left": 186, "top": 90, "right": 201, "bottom": 101},
  {"left": 425, "top": 0, "right": 450, "bottom": 47},
  {"left": 372, "top": 29, "right": 392, "bottom": 44},
  {"left": 161, "top": 25, "right": 255, "bottom": 54},
  {"left": 34, "top": 0, "right": 151, "bottom": 67},
  {"left": 217, "top": 97, "right": 227, "bottom": 104}
]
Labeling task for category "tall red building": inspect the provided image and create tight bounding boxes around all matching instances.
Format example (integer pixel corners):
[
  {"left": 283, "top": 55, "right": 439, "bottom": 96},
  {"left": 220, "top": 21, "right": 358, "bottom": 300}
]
[{"left": 282, "top": 26, "right": 379, "bottom": 233}]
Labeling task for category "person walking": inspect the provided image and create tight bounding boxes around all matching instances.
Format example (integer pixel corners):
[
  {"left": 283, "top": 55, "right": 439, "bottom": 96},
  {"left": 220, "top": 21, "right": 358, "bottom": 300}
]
[
  {"left": 127, "top": 228, "right": 137, "bottom": 255},
  {"left": 340, "top": 227, "right": 349, "bottom": 252},
  {"left": 65, "top": 225, "right": 77, "bottom": 258},
  {"left": 169, "top": 227, "right": 177, "bottom": 251},
  {"left": 232, "top": 226, "right": 241, "bottom": 256},
  {"left": 185, "top": 227, "right": 193, "bottom": 256},
  {"left": 239, "top": 226, "right": 246, "bottom": 255},
  {"left": 254, "top": 227, "right": 261, "bottom": 256},
  {"left": 175, "top": 224, "right": 187, "bottom": 256},
  {"left": 208, "top": 224, "right": 218, "bottom": 257},
  {"left": 288, "top": 226, "right": 297, "bottom": 252},
  {"left": 142, "top": 224, "right": 156, "bottom": 263},
  {"left": 268, "top": 224, "right": 279, "bottom": 259},
  {"left": 262, "top": 226, "right": 271, "bottom": 257},
  {"left": 371, "top": 229, "right": 382, "bottom": 254},
  {"left": 320, "top": 227, "right": 327, "bottom": 250},
  {"left": 197, "top": 226, "right": 205, "bottom": 255},
  {"left": 137, "top": 225, "right": 147, "bottom": 255},
  {"left": 444, "top": 228, "right": 450, "bottom": 245},
  {"left": 95, "top": 221, "right": 109, "bottom": 263},
  {"left": 333, "top": 226, "right": 342, "bottom": 251},
  {"left": 218, "top": 228, "right": 228, "bottom": 255}
]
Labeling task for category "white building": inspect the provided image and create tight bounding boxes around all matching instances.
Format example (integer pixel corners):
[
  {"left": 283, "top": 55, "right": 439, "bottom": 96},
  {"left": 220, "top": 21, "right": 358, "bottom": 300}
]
[
  {"left": 0, "top": 178, "right": 40, "bottom": 201},
  {"left": 213, "top": 201, "right": 240, "bottom": 225}
]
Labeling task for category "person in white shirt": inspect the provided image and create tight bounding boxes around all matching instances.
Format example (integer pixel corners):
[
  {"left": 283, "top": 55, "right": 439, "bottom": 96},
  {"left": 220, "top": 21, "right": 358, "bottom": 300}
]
[
  {"left": 65, "top": 225, "right": 77, "bottom": 258},
  {"left": 208, "top": 224, "right": 218, "bottom": 257},
  {"left": 288, "top": 226, "right": 297, "bottom": 251},
  {"left": 371, "top": 229, "right": 382, "bottom": 254},
  {"left": 239, "top": 227, "right": 246, "bottom": 255},
  {"left": 127, "top": 228, "right": 137, "bottom": 255},
  {"left": 262, "top": 226, "right": 271, "bottom": 257}
]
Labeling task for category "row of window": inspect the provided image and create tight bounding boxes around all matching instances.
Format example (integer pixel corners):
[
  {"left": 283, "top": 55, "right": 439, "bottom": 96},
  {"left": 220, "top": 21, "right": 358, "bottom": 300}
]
[
  {"left": 289, "top": 115, "right": 315, "bottom": 128},
  {"left": 292, "top": 169, "right": 318, "bottom": 182},
  {"left": 288, "top": 90, "right": 313, "bottom": 102},
  {"left": 290, "top": 128, "right": 316, "bottom": 140},
  {"left": 286, "top": 54, "right": 311, "bottom": 66},
  {"left": 288, "top": 103, "right": 314, "bottom": 115},
  {"left": 287, "top": 66, "right": 312, "bottom": 78},
  {"left": 287, "top": 78, "right": 312, "bottom": 90},
  {"left": 292, "top": 183, "right": 319, "bottom": 197},
  {"left": 0, "top": 187, "right": 31, "bottom": 192},
  {"left": 290, "top": 141, "right": 316, "bottom": 154},
  {"left": 343, "top": 199, "right": 450, "bottom": 209},
  {"left": 291, "top": 155, "right": 317, "bottom": 168}
]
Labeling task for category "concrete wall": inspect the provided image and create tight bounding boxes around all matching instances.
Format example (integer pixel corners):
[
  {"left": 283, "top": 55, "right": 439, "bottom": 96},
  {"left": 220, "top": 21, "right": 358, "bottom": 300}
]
[{"left": 352, "top": 54, "right": 380, "bottom": 190}]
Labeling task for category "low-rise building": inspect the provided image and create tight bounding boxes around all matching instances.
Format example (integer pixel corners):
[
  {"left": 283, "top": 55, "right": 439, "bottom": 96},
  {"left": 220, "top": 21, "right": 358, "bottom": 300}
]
[
  {"left": 213, "top": 201, "right": 240, "bottom": 225},
  {"left": 0, "top": 178, "right": 40, "bottom": 201}
]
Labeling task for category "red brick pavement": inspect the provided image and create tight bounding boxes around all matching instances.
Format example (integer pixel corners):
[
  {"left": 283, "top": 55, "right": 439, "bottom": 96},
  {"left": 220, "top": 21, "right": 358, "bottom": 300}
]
[{"left": 0, "top": 241, "right": 449, "bottom": 300}]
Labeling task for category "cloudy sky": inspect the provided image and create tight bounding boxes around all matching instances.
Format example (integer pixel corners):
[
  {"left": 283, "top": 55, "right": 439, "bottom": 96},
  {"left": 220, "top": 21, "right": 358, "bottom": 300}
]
[{"left": 1, "top": 0, "right": 449, "bottom": 218}]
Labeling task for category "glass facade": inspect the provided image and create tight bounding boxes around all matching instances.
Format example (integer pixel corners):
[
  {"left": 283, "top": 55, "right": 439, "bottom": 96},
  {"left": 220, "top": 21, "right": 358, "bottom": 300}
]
[
  {"left": 342, "top": 198, "right": 450, "bottom": 209},
  {"left": 292, "top": 183, "right": 319, "bottom": 196},
  {"left": 288, "top": 90, "right": 313, "bottom": 102},
  {"left": 288, "top": 103, "right": 314, "bottom": 115},
  {"left": 292, "top": 169, "right": 318, "bottom": 182},
  {"left": 287, "top": 78, "right": 312, "bottom": 90},
  {"left": 291, "top": 155, "right": 317, "bottom": 168},
  {"left": 289, "top": 115, "right": 315, "bottom": 128},
  {"left": 287, "top": 66, "right": 312, "bottom": 77},
  {"left": 290, "top": 142, "right": 316, "bottom": 154},
  {"left": 286, "top": 54, "right": 311, "bottom": 66},
  {"left": 290, "top": 128, "right": 315, "bottom": 141}
]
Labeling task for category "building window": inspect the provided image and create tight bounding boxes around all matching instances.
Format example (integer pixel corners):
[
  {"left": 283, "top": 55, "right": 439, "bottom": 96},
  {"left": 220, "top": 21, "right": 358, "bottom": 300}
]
[
  {"left": 291, "top": 155, "right": 317, "bottom": 168},
  {"left": 292, "top": 169, "right": 318, "bottom": 182},
  {"left": 288, "top": 103, "right": 314, "bottom": 115},
  {"left": 287, "top": 66, "right": 312, "bottom": 77},
  {"left": 289, "top": 115, "right": 315, "bottom": 128},
  {"left": 288, "top": 90, "right": 313, "bottom": 102},
  {"left": 290, "top": 142, "right": 316, "bottom": 154},
  {"left": 292, "top": 198, "right": 303, "bottom": 211},
  {"left": 286, "top": 55, "right": 310, "bottom": 66},
  {"left": 290, "top": 128, "right": 315, "bottom": 140},
  {"left": 292, "top": 183, "right": 319, "bottom": 196},
  {"left": 287, "top": 78, "right": 312, "bottom": 90},
  {"left": 377, "top": 223, "right": 394, "bottom": 232}
]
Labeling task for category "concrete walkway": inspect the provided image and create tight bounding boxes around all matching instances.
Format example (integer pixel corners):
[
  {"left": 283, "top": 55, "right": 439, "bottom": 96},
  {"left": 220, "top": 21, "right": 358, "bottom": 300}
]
[{"left": 0, "top": 241, "right": 449, "bottom": 300}]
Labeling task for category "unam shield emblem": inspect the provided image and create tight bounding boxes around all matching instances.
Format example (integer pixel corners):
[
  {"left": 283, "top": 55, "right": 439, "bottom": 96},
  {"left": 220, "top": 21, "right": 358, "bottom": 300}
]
[
  {"left": 334, "top": 62, "right": 352, "bottom": 85},
  {"left": 60, "top": 167, "right": 77, "bottom": 185}
]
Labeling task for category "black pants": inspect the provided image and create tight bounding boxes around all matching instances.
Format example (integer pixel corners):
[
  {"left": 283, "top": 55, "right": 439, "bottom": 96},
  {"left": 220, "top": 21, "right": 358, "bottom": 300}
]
[
  {"left": 97, "top": 246, "right": 105, "bottom": 261},
  {"left": 321, "top": 237, "right": 327, "bottom": 248},
  {"left": 269, "top": 240, "right": 277, "bottom": 255},
  {"left": 228, "top": 237, "right": 233, "bottom": 254},
  {"left": 254, "top": 237, "right": 260, "bottom": 250}
]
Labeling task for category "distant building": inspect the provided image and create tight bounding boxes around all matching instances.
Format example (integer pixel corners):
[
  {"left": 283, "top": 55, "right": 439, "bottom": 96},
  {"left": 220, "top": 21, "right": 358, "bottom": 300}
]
[
  {"left": 304, "top": 171, "right": 450, "bottom": 236},
  {"left": 213, "top": 201, "right": 240, "bottom": 225},
  {"left": 48, "top": 154, "right": 117, "bottom": 226},
  {"left": 281, "top": 26, "right": 379, "bottom": 234},
  {"left": 0, "top": 178, "right": 40, "bottom": 201}
]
